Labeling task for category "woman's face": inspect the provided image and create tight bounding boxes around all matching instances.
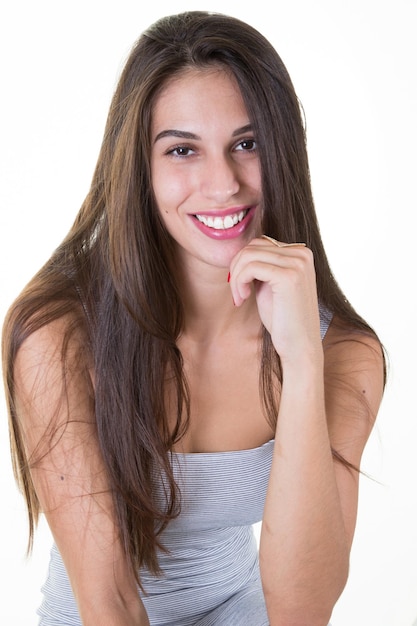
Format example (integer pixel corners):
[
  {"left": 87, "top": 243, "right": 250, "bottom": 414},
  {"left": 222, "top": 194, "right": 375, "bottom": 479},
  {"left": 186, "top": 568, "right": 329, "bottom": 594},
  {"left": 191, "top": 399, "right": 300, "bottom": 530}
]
[{"left": 150, "top": 68, "right": 262, "bottom": 272}]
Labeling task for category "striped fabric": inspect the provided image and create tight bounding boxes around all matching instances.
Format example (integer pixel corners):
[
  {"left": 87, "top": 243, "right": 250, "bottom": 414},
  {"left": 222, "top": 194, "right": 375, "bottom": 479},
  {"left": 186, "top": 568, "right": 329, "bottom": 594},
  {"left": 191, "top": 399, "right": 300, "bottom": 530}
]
[{"left": 37, "top": 305, "right": 333, "bottom": 625}]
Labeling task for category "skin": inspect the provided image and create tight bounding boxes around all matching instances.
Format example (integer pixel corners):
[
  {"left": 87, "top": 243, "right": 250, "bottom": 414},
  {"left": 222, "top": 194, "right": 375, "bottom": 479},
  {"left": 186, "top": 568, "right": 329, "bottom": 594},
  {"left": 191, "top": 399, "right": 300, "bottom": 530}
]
[{"left": 14, "top": 68, "right": 384, "bottom": 625}]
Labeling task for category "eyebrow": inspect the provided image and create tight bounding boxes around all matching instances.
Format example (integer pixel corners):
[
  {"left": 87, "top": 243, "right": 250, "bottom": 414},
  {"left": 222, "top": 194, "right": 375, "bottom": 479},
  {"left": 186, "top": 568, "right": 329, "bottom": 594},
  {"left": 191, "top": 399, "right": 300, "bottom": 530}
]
[{"left": 153, "top": 124, "right": 253, "bottom": 144}]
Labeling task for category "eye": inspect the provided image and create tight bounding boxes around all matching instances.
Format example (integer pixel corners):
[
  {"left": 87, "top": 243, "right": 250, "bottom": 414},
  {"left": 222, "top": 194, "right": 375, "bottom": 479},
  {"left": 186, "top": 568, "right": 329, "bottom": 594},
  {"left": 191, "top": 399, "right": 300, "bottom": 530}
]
[
  {"left": 166, "top": 145, "right": 195, "bottom": 157},
  {"left": 235, "top": 138, "right": 257, "bottom": 152}
]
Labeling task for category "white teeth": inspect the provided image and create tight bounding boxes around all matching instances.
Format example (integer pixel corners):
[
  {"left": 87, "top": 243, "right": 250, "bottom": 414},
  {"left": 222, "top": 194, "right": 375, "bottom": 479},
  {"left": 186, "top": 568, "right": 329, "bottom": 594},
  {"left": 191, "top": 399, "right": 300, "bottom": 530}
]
[
  {"left": 195, "top": 210, "right": 248, "bottom": 230},
  {"left": 223, "top": 215, "right": 234, "bottom": 229}
]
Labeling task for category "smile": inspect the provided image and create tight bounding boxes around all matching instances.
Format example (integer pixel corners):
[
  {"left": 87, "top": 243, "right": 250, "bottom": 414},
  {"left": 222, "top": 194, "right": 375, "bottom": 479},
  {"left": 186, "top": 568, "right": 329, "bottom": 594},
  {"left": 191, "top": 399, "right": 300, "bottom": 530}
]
[{"left": 194, "top": 209, "right": 249, "bottom": 230}]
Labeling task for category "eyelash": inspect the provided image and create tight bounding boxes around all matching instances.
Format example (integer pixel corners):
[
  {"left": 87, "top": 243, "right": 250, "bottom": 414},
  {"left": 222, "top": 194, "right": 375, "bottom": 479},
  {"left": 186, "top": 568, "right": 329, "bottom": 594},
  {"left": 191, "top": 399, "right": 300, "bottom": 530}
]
[
  {"left": 165, "top": 138, "right": 258, "bottom": 158},
  {"left": 235, "top": 138, "right": 257, "bottom": 152},
  {"left": 166, "top": 145, "right": 194, "bottom": 157}
]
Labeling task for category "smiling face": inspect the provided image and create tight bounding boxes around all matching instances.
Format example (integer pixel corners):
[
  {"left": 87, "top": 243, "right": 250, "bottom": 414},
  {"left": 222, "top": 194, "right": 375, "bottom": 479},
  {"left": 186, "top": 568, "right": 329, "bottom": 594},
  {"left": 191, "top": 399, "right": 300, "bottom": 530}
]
[{"left": 150, "top": 67, "right": 262, "bottom": 272}]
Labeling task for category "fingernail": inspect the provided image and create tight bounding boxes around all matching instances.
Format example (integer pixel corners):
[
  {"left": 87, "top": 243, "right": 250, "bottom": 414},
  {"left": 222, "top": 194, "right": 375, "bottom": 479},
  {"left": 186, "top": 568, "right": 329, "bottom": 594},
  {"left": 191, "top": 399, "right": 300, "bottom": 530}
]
[{"left": 227, "top": 272, "right": 230, "bottom": 283}]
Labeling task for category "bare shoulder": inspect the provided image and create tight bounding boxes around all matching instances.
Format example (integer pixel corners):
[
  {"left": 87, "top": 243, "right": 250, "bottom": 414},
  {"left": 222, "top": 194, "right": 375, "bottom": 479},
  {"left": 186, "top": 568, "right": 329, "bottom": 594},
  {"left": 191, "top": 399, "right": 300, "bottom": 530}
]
[
  {"left": 323, "top": 314, "right": 385, "bottom": 394},
  {"left": 14, "top": 312, "right": 89, "bottom": 365},
  {"left": 14, "top": 313, "right": 92, "bottom": 403},
  {"left": 13, "top": 314, "right": 94, "bottom": 460},
  {"left": 322, "top": 315, "right": 385, "bottom": 451}
]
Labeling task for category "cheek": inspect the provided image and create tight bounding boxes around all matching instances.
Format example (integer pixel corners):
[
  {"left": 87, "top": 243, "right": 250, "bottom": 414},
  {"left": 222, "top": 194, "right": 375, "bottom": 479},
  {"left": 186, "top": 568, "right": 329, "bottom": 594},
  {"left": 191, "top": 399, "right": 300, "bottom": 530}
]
[
  {"left": 247, "top": 161, "right": 262, "bottom": 192},
  {"left": 152, "top": 167, "right": 189, "bottom": 215}
]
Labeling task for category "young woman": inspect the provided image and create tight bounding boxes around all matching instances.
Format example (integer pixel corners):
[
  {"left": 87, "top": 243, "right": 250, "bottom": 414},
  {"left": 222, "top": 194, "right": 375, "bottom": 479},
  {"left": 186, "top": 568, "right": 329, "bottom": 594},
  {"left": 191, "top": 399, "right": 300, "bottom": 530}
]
[{"left": 2, "top": 11, "right": 385, "bottom": 626}]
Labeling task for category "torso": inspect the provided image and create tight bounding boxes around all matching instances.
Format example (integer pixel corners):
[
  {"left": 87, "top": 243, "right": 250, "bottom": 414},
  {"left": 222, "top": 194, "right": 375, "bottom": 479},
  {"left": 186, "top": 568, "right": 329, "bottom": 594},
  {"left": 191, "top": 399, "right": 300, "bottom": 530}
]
[
  {"left": 170, "top": 325, "right": 275, "bottom": 454},
  {"left": 169, "top": 302, "right": 334, "bottom": 454}
]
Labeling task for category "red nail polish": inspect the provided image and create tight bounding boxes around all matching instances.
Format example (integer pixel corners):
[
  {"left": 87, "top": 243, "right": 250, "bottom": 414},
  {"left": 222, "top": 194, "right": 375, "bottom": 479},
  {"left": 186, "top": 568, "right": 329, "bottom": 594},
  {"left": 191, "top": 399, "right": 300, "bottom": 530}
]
[{"left": 227, "top": 272, "right": 230, "bottom": 283}]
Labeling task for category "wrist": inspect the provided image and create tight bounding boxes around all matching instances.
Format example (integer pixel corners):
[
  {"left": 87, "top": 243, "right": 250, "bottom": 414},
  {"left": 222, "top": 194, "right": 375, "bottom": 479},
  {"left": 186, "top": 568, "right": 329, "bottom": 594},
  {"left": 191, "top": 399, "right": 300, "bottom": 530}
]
[{"left": 280, "top": 345, "right": 324, "bottom": 378}]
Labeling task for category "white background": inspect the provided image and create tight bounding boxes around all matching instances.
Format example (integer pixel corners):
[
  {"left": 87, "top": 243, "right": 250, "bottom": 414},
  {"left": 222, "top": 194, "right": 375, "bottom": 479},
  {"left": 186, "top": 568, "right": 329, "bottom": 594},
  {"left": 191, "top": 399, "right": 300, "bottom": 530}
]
[{"left": 1, "top": 1, "right": 416, "bottom": 624}]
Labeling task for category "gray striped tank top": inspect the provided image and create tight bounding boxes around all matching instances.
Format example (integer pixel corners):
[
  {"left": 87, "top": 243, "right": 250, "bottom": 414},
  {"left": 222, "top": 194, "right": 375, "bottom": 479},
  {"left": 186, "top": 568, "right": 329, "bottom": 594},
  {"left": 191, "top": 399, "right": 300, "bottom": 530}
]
[{"left": 37, "top": 306, "right": 333, "bottom": 625}]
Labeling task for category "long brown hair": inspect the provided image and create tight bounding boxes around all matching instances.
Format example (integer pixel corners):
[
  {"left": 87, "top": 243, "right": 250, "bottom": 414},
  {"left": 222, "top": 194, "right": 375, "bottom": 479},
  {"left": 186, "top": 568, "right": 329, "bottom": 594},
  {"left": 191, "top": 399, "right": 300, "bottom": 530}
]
[{"left": 2, "top": 11, "right": 383, "bottom": 580}]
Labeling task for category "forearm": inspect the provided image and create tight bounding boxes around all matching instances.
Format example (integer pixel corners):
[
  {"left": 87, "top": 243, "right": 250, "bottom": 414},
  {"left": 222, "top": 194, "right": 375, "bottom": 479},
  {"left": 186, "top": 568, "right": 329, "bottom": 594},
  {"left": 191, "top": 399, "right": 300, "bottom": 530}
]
[
  {"left": 72, "top": 558, "right": 150, "bottom": 626},
  {"left": 79, "top": 593, "right": 150, "bottom": 626},
  {"left": 259, "top": 357, "right": 349, "bottom": 625}
]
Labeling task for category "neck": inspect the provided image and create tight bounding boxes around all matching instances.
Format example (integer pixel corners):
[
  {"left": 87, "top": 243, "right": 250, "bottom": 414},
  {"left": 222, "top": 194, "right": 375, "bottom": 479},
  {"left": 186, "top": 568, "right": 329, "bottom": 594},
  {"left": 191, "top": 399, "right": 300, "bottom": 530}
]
[{"left": 177, "top": 261, "right": 260, "bottom": 343}]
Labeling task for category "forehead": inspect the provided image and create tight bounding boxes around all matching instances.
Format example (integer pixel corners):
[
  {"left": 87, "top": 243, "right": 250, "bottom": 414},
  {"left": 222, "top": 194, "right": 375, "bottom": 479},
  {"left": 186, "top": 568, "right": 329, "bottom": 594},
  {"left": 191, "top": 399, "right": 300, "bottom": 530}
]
[{"left": 151, "top": 67, "right": 249, "bottom": 132}]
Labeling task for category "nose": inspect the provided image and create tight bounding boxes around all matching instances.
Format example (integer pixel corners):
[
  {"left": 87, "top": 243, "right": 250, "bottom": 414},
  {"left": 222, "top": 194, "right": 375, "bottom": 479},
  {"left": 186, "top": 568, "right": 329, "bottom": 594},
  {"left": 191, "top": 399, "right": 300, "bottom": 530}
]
[{"left": 200, "top": 154, "right": 240, "bottom": 204}]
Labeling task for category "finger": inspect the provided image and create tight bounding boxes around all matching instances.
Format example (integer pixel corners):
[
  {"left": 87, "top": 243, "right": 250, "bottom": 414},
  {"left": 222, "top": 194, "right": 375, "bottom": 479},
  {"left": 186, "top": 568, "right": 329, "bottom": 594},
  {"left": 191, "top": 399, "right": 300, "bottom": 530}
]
[
  {"left": 229, "top": 247, "right": 314, "bottom": 307},
  {"left": 230, "top": 240, "right": 311, "bottom": 279},
  {"left": 231, "top": 259, "right": 296, "bottom": 306},
  {"left": 261, "top": 235, "right": 306, "bottom": 248}
]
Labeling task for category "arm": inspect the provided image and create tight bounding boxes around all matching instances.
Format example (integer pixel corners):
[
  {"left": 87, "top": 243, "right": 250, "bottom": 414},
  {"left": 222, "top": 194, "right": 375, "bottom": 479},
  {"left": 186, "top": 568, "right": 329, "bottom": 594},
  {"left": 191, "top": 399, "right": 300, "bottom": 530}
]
[
  {"left": 229, "top": 239, "right": 384, "bottom": 626},
  {"left": 13, "top": 318, "right": 150, "bottom": 626},
  {"left": 259, "top": 327, "right": 383, "bottom": 626}
]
